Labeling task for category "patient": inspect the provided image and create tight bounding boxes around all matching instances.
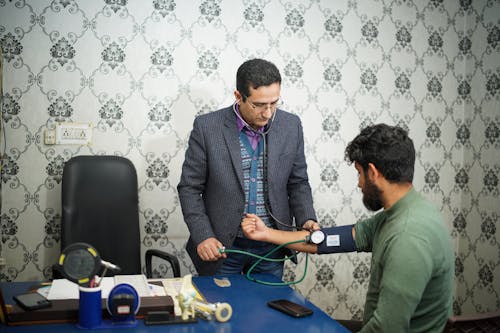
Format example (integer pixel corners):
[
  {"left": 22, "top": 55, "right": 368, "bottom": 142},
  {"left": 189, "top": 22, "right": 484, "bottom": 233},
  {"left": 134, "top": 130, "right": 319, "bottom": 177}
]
[{"left": 241, "top": 123, "right": 454, "bottom": 333}]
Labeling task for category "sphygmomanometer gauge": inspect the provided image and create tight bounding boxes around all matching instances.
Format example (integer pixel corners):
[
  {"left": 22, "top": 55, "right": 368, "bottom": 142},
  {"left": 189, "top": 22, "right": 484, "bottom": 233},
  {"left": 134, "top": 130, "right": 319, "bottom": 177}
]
[
  {"left": 309, "top": 230, "right": 325, "bottom": 245},
  {"left": 57, "top": 242, "right": 101, "bottom": 287}
]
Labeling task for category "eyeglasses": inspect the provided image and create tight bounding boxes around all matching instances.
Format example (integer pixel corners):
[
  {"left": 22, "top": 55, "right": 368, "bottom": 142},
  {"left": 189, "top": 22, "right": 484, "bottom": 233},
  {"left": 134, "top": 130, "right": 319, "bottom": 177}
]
[{"left": 243, "top": 95, "right": 283, "bottom": 112}]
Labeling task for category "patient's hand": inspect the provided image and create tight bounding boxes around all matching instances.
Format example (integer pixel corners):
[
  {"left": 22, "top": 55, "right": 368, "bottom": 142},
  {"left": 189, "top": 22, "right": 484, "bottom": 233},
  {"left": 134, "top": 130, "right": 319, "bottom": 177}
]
[{"left": 241, "top": 213, "right": 268, "bottom": 241}]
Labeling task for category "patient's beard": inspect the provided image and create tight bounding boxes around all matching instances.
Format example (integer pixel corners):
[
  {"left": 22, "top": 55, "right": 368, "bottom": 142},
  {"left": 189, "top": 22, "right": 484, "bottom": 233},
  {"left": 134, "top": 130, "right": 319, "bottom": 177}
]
[{"left": 362, "top": 178, "right": 384, "bottom": 211}]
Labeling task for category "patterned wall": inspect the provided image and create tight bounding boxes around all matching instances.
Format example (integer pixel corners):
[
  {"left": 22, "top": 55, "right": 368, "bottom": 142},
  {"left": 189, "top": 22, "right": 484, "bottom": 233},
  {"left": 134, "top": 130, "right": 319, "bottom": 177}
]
[{"left": 0, "top": 0, "right": 498, "bottom": 321}]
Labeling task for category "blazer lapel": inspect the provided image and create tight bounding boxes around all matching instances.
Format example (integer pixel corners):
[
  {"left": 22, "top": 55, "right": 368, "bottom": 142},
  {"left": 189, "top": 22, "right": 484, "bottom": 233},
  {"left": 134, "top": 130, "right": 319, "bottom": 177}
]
[{"left": 222, "top": 108, "right": 244, "bottom": 190}]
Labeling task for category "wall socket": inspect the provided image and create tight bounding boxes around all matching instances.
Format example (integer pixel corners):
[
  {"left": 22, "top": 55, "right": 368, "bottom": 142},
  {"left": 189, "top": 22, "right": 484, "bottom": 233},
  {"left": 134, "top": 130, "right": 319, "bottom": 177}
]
[
  {"left": 44, "top": 130, "right": 56, "bottom": 145},
  {"left": 44, "top": 123, "right": 92, "bottom": 145},
  {"left": 0, "top": 257, "right": 6, "bottom": 268}
]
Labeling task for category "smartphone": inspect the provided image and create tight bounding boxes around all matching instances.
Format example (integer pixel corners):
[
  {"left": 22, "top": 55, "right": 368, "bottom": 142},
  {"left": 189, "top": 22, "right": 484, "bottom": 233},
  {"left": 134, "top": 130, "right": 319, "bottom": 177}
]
[
  {"left": 13, "top": 293, "right": 52, "bottom": 311},
  {"left": 267, "top": 299, "right": 313, "bottom": 318}
]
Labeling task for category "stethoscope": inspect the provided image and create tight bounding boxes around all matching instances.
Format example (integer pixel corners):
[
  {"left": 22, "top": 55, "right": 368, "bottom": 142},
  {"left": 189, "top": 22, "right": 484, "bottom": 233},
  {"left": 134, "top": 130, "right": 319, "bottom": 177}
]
[
  {"left": 232, "top": 100, "right": 276, "bottom": 136},
  {"left": 231, "top": 101, "right": 301, "bottom": 231},
  {"left": 224, "top": 101, "right": 312, "bottom": 286}
]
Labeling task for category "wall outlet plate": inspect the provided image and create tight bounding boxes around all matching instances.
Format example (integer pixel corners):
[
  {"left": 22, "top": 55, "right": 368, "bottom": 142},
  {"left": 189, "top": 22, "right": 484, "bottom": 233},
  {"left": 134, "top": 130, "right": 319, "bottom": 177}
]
[
  {"left": 55, "top": 122, "right": 92, "bottom": 145},
  {"left": 44, "top": 130, "right": 56, "bottom": 145}
]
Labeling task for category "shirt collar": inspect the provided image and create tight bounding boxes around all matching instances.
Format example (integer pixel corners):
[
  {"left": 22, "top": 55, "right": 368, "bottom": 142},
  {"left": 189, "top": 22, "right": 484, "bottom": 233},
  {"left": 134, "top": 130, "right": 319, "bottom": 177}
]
[
  {"left": 384, "top": 186, "right": 417, "bottom": 218},
  {"left": 235, "top": 103, "right": 264, "bottom": 135}
]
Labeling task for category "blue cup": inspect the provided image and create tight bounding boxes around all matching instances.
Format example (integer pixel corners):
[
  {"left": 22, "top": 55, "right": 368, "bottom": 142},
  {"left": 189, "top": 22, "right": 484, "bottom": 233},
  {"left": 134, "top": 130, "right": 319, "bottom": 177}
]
[{"left": 78, "top": 286, "right": 102, "bottom": 329}]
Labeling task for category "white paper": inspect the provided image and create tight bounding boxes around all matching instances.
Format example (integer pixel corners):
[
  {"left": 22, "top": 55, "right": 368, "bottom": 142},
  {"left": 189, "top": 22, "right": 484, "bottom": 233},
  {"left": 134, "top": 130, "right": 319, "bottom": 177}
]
[
  {"left": 113, "top": 274, "right": 152, "bottom": 297},
  {"left": 47, "top": 278, "right": 80, "bottom": 300},
  {"left": 46, "top": 275, "right": 149, "bottom": 300},
  {"left": 148, "top": 283, "right": 167, "bottom": 297}
]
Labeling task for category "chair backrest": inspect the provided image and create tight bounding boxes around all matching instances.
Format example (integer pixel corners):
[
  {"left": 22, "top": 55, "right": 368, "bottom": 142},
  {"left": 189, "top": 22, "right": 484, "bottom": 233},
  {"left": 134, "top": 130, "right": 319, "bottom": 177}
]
[{"left": 61, "top": 155, "right": 141, "bottom": 275}]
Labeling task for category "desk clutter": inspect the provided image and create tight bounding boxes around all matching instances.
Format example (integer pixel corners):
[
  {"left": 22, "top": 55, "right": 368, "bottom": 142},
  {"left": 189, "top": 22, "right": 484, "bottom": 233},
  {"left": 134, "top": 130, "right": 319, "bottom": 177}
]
[
  {"left": 1, "top": 242, "right": 232, "bottom": 328},
  {"left": 3, "top": 274, "right": 234, "bottom": 327},
  {"left": 4, "top": 277, "right": 174, "bottom": 326}
]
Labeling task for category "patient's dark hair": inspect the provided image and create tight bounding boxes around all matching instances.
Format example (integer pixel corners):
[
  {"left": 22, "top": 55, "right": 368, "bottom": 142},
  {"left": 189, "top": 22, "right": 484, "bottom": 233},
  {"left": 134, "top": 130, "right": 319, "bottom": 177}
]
[
  {"left": 345, "top": 123, "right": 415, "bottom": 183},
  {"left": 236, "top": 59, "right": 281, "bottom": 101}
]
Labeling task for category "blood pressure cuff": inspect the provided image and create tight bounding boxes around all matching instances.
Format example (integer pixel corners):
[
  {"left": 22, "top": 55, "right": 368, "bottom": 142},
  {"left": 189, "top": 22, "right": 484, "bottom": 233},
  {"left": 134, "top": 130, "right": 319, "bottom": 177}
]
[{"left": 317, "top": 224, "right": 357, "bottom": 254}]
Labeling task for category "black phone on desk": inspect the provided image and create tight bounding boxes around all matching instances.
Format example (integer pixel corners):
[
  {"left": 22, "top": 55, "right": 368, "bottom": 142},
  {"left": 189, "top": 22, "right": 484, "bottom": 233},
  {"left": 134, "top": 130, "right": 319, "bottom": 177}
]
[
  {"left": 267, "top": 299, "right": 313, "bottom": 318},
  {"left": 13, "top": 293, "right": 51, "bottom": 311}
]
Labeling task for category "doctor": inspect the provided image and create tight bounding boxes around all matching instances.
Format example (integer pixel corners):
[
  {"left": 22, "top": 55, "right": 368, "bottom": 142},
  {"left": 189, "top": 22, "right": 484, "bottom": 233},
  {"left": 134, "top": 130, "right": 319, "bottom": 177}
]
[{"left": 177, "top": 58, "right": 318, "bottom": 277}]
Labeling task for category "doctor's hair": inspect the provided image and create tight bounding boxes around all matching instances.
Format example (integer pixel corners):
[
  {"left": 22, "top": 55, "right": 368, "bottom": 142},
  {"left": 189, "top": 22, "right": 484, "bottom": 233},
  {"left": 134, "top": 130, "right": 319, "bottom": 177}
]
[
  {"left": 344, "top": 123, "right": 415, "bottom": 183},
  {"left": 236, "top": 58, "right": 281, "bottom": 102}
]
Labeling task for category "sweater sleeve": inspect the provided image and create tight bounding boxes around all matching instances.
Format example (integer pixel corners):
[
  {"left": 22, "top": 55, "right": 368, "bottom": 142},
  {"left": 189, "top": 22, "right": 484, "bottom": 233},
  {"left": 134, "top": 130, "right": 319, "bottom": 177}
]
[{"left": 354, "top": 212, "right": 386, "bottom": 252}]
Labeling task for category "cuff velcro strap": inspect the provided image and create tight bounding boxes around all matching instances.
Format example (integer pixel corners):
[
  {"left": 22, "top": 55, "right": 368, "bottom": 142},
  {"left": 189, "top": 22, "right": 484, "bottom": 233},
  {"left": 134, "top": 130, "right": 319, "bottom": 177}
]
[{"left": 317, "top": 225, "right": 356, "bottom": 254}]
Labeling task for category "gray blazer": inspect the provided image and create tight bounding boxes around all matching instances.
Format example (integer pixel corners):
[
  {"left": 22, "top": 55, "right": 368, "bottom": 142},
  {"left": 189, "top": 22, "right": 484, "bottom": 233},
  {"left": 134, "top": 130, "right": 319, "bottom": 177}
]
[{"left": 177, "top": 105, "right": 316, "bottom": 275}]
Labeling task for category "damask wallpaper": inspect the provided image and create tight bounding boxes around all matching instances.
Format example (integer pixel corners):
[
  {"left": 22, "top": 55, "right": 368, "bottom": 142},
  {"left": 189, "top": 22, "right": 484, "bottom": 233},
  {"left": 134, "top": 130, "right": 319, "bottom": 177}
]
[{"left": 0, "top": 0, "right": 498, "bottom": 321}]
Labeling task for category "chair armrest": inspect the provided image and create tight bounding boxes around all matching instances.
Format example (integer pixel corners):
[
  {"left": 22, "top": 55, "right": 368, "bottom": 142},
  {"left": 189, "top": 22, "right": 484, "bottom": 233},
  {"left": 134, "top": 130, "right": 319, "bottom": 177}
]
[{"left": 145, "top": 249, "right": 181, "bottom": 278}]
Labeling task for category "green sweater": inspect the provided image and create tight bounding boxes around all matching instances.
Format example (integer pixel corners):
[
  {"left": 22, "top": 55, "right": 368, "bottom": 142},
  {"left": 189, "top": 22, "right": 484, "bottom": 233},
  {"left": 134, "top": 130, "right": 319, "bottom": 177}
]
[{"left": 354, "top": 188, "right": 454, "bottom": 333}]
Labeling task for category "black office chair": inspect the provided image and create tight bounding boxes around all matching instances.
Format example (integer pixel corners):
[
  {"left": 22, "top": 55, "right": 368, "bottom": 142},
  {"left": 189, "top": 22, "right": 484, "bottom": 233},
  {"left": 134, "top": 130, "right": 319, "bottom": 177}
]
[
  {"left": 57, "top": 155, "right": 180, "bottom": 278},
  {"left": 443, "top": 311, "right": 500, "bottom": 333}
]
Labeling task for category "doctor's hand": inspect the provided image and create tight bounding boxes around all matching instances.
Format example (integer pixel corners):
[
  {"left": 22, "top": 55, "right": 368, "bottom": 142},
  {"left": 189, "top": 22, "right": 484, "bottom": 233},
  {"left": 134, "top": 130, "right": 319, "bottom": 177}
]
[
  {"left": 302, "top": 220, "right": 320, "bottom": 231},
  {"left": 197, "top": 237, "right": 226, "bottom": 261},
  {"left": 241, "top": 214, "right": 269, "bottom": 241}
]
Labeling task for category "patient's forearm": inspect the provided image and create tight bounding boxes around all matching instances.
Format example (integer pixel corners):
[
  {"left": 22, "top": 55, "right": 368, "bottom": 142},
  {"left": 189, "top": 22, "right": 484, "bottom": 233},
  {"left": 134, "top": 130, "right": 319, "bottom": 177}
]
[{"left": 261, "top": 229, "right": 318, "bottom": 254}]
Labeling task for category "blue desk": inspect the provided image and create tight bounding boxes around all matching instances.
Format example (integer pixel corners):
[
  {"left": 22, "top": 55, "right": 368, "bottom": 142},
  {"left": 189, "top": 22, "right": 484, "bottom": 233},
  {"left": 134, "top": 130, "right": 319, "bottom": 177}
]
[{"left": 0, "top": 274, "right": 349, "bottom": 333}]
